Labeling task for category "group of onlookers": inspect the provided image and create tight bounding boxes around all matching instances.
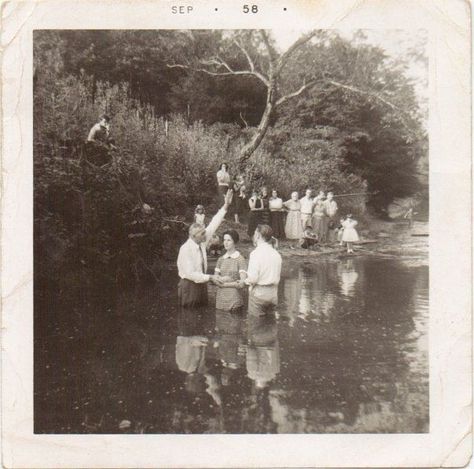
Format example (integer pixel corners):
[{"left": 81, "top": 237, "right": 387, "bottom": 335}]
[{"left": 211, "top": 162, "right": 359, "bottom": 252}]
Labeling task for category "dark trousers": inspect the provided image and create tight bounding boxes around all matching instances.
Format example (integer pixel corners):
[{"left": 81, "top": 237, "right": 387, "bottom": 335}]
[{"left": 178, "top": 279, "right": 208, "bottom": 308}]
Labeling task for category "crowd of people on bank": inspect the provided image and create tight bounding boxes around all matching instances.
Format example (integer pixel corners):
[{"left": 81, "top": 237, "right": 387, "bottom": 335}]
[
  {"left": 176, "top": 162, "right": 361, "bottom": 320},
  {"left": 200, "top": 162, "right": 359, "bottom": 252}
]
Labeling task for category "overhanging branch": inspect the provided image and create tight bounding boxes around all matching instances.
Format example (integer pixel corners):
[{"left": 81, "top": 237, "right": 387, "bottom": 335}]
[
  {"left": 167, "top": 60, "right": 269, "bottom": 87},
  {"left": 276, "top": 78, "right": 321, "bottom": 106}
]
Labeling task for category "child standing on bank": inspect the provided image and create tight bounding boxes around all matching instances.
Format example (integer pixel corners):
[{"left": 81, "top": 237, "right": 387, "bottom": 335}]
[
  {"left": 194, "top": 205, "right": 206, "bottom": 226},
  {"left": 341, "top": 214, "right": 359, "bottom": 254}
]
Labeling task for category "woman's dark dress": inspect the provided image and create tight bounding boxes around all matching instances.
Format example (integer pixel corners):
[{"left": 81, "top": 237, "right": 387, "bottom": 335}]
[
  {"left": 247, "top": 198, "right": 263, "bottom": 238},
  {"left": 260, "top": 196, "right": 270, "bottom": 225}
]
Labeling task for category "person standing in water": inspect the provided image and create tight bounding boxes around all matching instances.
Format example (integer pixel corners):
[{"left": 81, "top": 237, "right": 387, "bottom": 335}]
[
  {"left": 177, "top": 189, "right": 233, "bottom": 308},
  {"left": 246, "top": 225, "right": 282, "bottom": 317}
]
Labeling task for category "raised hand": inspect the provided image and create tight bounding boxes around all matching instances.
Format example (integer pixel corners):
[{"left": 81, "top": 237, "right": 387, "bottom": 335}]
[{"left": 223, "top": 188, "right": 234, "bottom": 208}]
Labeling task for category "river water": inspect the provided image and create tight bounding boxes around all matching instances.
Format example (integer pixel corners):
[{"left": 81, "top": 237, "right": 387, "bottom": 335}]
[{"left": 35, "top": 255, "right": 428, "bottom": 434}]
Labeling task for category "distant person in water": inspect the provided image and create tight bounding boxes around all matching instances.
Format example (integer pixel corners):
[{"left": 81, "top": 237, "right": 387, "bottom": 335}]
[
  {"left": 246, "top": 224, "right": 282, "bottom": 317},
  {"left": 177, "top": 189, "right": 233, "bottom": 307}
]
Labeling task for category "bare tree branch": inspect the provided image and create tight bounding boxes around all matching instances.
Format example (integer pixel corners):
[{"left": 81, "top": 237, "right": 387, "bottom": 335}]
[
  {"left": 276, "top": 29, "right": 319, "bottom": 74},
  {"left": 259, "top": 30, "right": 276, "bottom": 74},
  {"left": 327, "top": 80, "right": 421, "bottom": 136},
  {"left": 276, "top": 78, "right": 322, "bottom": 106},
  {"left": 239, "top": 111, "right": 249, "bottom": 128},
  {"left": 167, "top": 60, "right": 269, "bottom": 86},
  {"left": 327, "top": 80, "right": 404, "bottom": 112},
  {"left": 233, "top": 39, "right": 255, "bottom": 72}
]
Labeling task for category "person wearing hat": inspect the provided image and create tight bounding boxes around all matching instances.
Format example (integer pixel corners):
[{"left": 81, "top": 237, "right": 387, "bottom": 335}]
[{"left": 177, "top": 189, "right": 233, "bottom": 308}]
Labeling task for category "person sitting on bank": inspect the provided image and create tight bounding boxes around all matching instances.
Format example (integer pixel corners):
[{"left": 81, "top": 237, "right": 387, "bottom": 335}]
[
  {"left": 177, "top": 189, "right": 233, "bottom": 308},
  {"left": 300, "top": 225, "right": 318, "bottom": 250},
  {"left": 245, "top": 224, "right": 282, "bottom": 317},
  {"left": 85, "top": 114, "right": 116, "bottom": 165}
]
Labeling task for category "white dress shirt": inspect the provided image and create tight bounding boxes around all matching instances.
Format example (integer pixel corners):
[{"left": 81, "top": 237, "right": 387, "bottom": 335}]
[
  {"left": 246, "top": 242, "right": 282, "bottom": 287},
  {"left": 300, "top": 196, "right": 315, "bottom": 215},
  {"left": 177, "top": 207, "right": 226, "bottom": 283}
]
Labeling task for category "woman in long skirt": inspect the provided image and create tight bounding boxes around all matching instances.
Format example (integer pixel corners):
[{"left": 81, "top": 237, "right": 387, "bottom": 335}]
[
  {"left": 216, "top": 162, "right": 231, "bottom": 200},
  {"left": 269, "top": 189, "right": 285, "bottom": 239},
  {"left": 260, "top": 187, "right": 271, "bottom": 225},
  {"left": 312, "top": 199, "right": 327, "bottom": 243},
  {"left": 247, "top": 191, "right": 263, "bottom": 238},
  {"left": 283, "top": 191, "right": 302, "bottom": 243}
]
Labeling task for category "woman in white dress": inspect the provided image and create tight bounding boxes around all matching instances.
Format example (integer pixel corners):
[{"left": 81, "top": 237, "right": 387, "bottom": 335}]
[{"left": 283, "top": 191, "right": 302, "bottom": 245}]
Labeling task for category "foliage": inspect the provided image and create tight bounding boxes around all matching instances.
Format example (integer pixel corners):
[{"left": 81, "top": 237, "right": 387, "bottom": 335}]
[{"left": 33, "top": 29, "right": 427, "bottom": 284}]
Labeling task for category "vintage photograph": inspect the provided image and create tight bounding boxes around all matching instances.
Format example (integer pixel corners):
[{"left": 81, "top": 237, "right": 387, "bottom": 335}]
[{"left": 33, "top": 29, "right": 429, "bottom": 434}]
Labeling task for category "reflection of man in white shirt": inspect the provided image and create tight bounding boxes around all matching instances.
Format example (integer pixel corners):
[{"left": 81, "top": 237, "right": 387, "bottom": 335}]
[
  {"left": 300, "top": 188, "right": 314, "bottom": 230},
  {"left": 246, "top": 224, "right": 282, "bottom": 316},
  {"left": 177, "top": 190, "right": 233, "bottom": 307}
]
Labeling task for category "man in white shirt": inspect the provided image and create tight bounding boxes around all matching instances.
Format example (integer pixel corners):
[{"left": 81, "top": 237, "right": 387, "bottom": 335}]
[
  {"left": 300, "top": 188, "right": 314, "bottom": 231},
  {"left": 177, "top": 189, "right": 233, "bottom": 307},
  {"left": 246, "top": 224, "right": 282, "bottom": 317}
]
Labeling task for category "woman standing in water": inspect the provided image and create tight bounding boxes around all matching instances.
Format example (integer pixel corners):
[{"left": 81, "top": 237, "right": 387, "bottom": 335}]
[{"left": 214, "top": 230, "right": 248, "bottom": 312}]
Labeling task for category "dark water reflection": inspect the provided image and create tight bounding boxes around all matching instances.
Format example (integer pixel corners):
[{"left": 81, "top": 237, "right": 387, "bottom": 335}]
[{"left": 35, "top": 257, "right": 428, "bottom": 434}]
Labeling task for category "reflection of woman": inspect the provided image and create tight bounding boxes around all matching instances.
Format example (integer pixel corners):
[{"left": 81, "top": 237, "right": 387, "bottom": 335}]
[
  {"left": 283, "top": 192, "right": 302, "bottom": 242},
  {"left": 215, "top": 309, "right": 245, "bottom": 373},
  {"left": 216, "top": 163, "right": 231, "bottom": 199},
  {"left": 269, "top": 189, "right": 285, "bottom": 239},
  {"left": 215, "top": 230, "right": 247, "bottom": 311},
  {"left": 248, "top": 191, "right": 263, "bottom": 238}
]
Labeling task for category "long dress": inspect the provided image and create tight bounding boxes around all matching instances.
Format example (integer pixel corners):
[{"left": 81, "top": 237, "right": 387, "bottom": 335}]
[
  {"left": 311, "top": 201, "right": 326, "bottom": 242},
  {"left": 216, "top": 170, "right": 231, "bottom": 199},
  {"left": 283, "top": 199, "right": 302, "bottom": 240},
  {"left": 260, "top": 195, "right": 270, "bottom": 225},
  {"left": 247, "top": 197, "right": 263, "bottom": 237},
  {"left": 341, "top": 219, "right": 359, "bottom": 242},
  {"left": 215, "top": 252, "right": 248, "bottom": 311},
  {"left": 269, "top": 197, "right": 285, "bottom": 239}
]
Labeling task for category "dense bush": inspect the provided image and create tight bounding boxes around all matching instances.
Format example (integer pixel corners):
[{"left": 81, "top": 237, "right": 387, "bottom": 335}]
[{"left": 34, "top": 67, "right": 368, "bottom": 286}]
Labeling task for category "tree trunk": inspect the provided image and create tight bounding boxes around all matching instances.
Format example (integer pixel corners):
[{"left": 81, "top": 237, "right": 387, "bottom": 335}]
[{"left": 238, "top": 80, "right": 276, "bottom": 170}]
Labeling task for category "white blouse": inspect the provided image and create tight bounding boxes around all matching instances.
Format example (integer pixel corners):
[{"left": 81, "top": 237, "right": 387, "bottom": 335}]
[{"left": 269, "top": 197, "right": 283, "bottom": 210}]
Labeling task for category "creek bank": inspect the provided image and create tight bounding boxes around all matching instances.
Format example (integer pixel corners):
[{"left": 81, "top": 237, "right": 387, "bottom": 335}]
[{"left": 207, "top": 218, "right": 429, "bottom": 265}]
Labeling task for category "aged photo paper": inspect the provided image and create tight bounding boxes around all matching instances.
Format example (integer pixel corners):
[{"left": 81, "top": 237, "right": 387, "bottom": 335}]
[{"left": 1, "top": 0, "right": 472, "bottom": 467}]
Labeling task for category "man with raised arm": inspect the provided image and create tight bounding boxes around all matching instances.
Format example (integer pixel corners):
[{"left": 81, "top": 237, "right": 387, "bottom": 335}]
[{"left": 177, "top": 189, "right": 233, "bottom": 308}]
